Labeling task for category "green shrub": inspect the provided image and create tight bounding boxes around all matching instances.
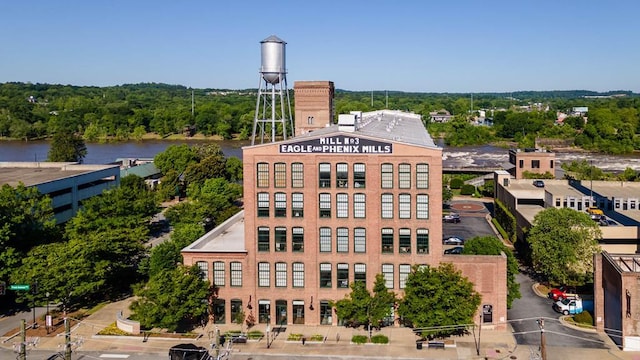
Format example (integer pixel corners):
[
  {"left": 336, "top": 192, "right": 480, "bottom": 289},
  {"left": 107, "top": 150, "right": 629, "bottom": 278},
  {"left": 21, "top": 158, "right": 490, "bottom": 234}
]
[
  {"left": 287, "top": 333, "right": 303, "bottom": 341},
  {"left": 460, "top": 184, "right": 475, "bottom": 195},
  {"left": 370, "top": 334, "right": 389, "bottom": 344},
  {"left": 351, "top": 335, "right": 368, "bottom": 344},
  {"left": 450, "top": 178, "right": 464, "bottom": 189},
  {"left": 247, "top": 330, "right": 264, "bottom": 339},
  {"left": 573, "top": 310, "right": 594, "bottom": 326},
  {"left": 309, "top": 334, "right": 325, "bottom": 341},
  {"left": 97, "top": 322, "right": 131, "bottom": 336}
]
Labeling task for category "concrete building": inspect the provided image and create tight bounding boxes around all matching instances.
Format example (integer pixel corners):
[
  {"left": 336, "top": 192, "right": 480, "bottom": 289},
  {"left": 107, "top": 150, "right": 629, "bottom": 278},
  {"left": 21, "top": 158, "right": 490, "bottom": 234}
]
[
  {"left": 182, "top": 86, "right": 507, "bottom": 330},
  {"left": 0, "top": 162, "right": 120, "bottom": 224}
]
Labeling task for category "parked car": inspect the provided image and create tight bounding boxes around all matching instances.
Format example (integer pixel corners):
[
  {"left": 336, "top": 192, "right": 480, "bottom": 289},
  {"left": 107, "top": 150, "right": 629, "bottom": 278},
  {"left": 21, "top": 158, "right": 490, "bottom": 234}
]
[
  {"left": 443, "top": 236, "right": 464, "bottom": 245},
  {"left": 169, "top": 343, "right": 212, "bottom": 360},
  {"left": 547, "top": 286, "right": 577, "bottom": 301},
  {"left": 587, "top": 206, "right": 604, "bottom": 220},
  {"left": 444, "top": 246, "right": 464, "bottom": 254},
  {"left": 443, "top": 213, "right": 461, "bottom": 223},
  {"left": 533, "top": 180, "right": 545, "bottom": 188},
  {"left": 553, "top": 295, "right": 594, "bottom": 315}
]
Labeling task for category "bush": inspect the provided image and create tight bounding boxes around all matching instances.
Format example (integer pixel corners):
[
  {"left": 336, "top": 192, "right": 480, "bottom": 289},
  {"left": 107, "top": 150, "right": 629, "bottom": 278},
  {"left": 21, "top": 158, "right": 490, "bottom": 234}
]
[
  {"left": 309, "top": 334, "right": 325, "bottom": 341},
  {"left": 247, "top": 330, "right": 264, "bottom": 339},
  {"left": 370, "top": 334, "right": 389, "bottom": 344},
  {"left": 460, "top": 184, "right": 475, "bottom": 195},
  {"left": 351, "top": 335, "right": 368, "bottom": 344},
  {"left": 573, "top": 311, "right": 594, "bottom": 326},
  {"left": 97, "top": 322, "right": 131, "bottom": 336},
  {"left": 450, "top": 178, "right": 464, "bottom": 189},
  {"left": 287, "top": 333, "right": 303, "bottom": 341}
]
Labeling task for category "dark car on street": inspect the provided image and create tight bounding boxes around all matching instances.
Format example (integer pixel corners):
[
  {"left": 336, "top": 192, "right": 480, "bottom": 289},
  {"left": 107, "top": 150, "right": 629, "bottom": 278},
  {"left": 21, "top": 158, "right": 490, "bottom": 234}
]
[
  {"left": 169, "top": 343, "right": 212, "bottom": 360},
  {"left": 444, "top": 246, "right": 464, "bottom": 254},
  {"left": 443, "top": 213, "right": 461, "bottom": 223}
]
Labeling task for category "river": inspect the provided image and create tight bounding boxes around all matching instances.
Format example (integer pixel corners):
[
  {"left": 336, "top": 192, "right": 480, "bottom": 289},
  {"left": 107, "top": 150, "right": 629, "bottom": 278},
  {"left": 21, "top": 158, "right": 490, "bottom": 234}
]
[{"left": 1, "top": 139, "right": 640, "bottom": 172}]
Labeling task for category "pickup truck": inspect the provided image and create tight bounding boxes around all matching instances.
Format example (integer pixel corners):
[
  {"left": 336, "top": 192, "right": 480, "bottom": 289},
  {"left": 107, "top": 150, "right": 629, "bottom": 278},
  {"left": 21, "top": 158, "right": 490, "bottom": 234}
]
[{"left": 553, "top": 296, "right": 594, "bottom": 315}]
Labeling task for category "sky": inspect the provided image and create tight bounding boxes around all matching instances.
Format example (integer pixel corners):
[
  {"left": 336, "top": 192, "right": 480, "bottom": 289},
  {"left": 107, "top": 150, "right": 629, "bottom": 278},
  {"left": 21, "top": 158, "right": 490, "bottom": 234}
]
[{"left": 1, "top": 1, "right": 639, "bottom": 93}]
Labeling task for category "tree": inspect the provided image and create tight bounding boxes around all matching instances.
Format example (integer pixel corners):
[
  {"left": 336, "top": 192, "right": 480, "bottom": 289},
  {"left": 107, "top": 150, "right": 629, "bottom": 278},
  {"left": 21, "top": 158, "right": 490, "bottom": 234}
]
[
  {"left": 398, "top": 263, "right": 480, "bottom": 338},
  {"left": 463, "top": 236, "right": 521, "bottom": 308},
  {"left": 527, "top": 207, "right": 601, "bottom": 286},
  {"left": 48, "top": 131, "right": 87, "bottom": 162},
  {"left": 154, "top": 144, "right": 198, "bottom": 175},
  {"left": 225, "top": 156, "right": 243, "bottom": 182},
  {"left": 334, "top": 275, "right": 396, "bottom": 331},
  {"left": 130, "top": 265, "right": 210, "bottom": 331}
]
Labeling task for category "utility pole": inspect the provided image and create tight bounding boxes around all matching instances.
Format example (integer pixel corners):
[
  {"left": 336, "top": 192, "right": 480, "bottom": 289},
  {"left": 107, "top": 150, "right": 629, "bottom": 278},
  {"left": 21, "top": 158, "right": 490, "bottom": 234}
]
[
  {"left": 65, "top": 317, "right": 72, "bottom": 360},
  {"left": 19, "top": 319, "right": 26, "bottom": 360},
  {"left": 538, "top": 318, "right": 547, "bottom": 360},
  {"left": 476, "top": 314, "right": 482, "bottom": 356}
]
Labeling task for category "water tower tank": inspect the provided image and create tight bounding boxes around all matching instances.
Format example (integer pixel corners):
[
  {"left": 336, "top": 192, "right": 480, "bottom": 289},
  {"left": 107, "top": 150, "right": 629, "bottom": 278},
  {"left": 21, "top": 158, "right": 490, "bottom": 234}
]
[{"left": 260, "top": 35, "right": 286, "bottom": 85}]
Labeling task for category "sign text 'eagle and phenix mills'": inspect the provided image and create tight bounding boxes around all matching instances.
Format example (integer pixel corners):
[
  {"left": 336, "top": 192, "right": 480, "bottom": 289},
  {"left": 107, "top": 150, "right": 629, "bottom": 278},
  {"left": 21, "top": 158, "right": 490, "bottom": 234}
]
[{"left": 279, "top": 136, "right": 393, "bottom": 154}]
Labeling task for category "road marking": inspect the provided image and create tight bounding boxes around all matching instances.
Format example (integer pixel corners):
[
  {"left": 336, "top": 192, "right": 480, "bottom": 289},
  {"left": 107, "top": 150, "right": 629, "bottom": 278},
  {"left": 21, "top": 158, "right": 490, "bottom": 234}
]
[{"left": 99, "top": 355, "right": 130, "bottom": 359}]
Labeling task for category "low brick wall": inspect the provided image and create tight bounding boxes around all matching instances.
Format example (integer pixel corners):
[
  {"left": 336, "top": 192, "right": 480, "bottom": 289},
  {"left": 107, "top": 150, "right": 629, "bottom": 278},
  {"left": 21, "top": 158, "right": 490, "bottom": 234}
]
[{"left": 116, "top": 311, "right": 140, "bottom": 335}]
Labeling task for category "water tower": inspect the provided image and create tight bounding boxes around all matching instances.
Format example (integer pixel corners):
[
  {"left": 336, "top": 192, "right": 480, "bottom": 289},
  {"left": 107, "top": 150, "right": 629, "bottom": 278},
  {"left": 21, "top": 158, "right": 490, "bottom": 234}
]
[{"left": 251, "top": 35, "right": 293, "bottom": 145}]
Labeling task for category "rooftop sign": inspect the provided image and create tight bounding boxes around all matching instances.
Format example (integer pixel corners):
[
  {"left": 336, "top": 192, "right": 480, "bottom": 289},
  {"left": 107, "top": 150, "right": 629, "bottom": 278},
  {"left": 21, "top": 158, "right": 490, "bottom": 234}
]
[{"left": 279, "top": 135, "right": 392, "bottom": 154}]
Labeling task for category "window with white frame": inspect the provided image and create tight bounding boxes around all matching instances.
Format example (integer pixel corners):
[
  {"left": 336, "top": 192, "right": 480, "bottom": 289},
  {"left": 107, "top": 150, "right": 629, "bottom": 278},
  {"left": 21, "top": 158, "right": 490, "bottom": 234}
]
[
  {"left": 399, "top": 163, "right": 411, "bottom": 189},
  {"left": 381, "top": 163, "right": 393, "bottom": 188},
  {"left": 337, "top": 263, "right": 349, "bottom": 288},
  {"left": 230, "top": 262, "right": 242, "bottom": 287},
  {"left": 399, "top": 264, "right": 411, "bottom": 289},
  {"left": 382, "top": 228, "right": 393, "bottom": 253},
  {"left": 354, "top": 193, "right": 365, "bottom": 218},
  {"left": 274, "top": 162, "right": 286, "bottom": 188},
  {"left": 257, "top": 192, "right": 269, "bottom": 217},
  {"left": 337, "top": 227, "right": 349, "bottom": 252},
  {"left": 336, "top": 163, "right": 348, "bottom": 188},
  {"left": 257, "top": 162, "right": 269, "bottom": 188},
  {"left": 291, "top": 162, "right": 304, "bottom": 188},
  {"left": 275, "top": 192, "right": 287, "bottom": 217},
  {"left": 213, "top": 261, "right": 225, "bottom": 286},
  {"left": 354, "top": 227, "right": 366, "bottom": 253},
  {"left": 417, "top": 194, "right": 429, "bottom": 219},
  {"left": 399, "top": 193, "right": 411, "bottom": 219},
  {"left": 257, "top": 227, "right": 270, "bottom": 252},
  {"left": 320, "top": 263, "right": 332, "bottom": 288},
  {"left": 382, "top": 263, "right": 394, "bottom": 289},
  {"left": 354, "top": 263, "right": 366, "bottom": 284},
  {"left": 292, "top": 227, "right": 304, "bottom": 252},
  {"left": 275, "top": 227, "right": 286, "bottom": 252},
  {"left": 337, "top": 193, "right": 348, "bottom": 218},
  {"left": 416, "top": 163, "right": 429, "bottom": 189},
  {"left": 353, "top": 163, "right": 366, "bottom": 188},
  {"left": 417, "top": 228, "right": 429, "bottom": 254},
  {"left": 319, "top": 193, "right": 331, "bottom": 218},
  {"left": 275, "top": 262, "right": 287, "bottom": 287},
  {"left": 399, "top": 228, "right": 411, "bottom": 254},
  {"left": 319, "top": 227, "right": 332, "bottom": 252},
  {"left": 319, "top": 163, "right": 331, "bottom": 188},
  {"left": 258, "top": 262, "right": 270, "bottom": 287},
  {"left": 381, "top": 193, "right": 393, "bottom": 218},
  {"left": 292, "top": 262, "right": 304, "bottom": 287},
  {"left": 196, "top": 261, "right": 208, "bottom": 281},
  {"left": 292, "top": 193, "right": 304, "bottom": 217}
]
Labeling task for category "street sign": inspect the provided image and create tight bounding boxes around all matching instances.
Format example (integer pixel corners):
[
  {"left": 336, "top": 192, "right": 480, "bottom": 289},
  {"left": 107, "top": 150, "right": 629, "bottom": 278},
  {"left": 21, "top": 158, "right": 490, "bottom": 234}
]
[{"left": 9, "top": 284, "right": 30, "bottom": 291}]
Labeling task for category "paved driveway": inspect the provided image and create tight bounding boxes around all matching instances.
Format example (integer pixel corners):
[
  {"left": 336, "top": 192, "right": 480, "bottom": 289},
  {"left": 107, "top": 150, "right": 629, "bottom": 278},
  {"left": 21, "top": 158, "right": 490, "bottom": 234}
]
[{"left": 443, "top": 200, "right": 495, "bottom": 246}]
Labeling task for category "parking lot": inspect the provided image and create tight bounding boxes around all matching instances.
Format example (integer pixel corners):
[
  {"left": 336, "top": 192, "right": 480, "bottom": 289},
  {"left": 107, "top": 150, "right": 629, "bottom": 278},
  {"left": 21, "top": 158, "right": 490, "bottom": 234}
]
[{"left": 442, "top": 200, "right": 496, "bottom": 250}]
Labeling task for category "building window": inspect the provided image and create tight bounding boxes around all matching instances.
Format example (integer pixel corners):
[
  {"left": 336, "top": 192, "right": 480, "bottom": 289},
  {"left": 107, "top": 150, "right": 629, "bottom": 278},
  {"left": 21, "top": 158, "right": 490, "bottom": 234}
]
[
  {"left": 417, "top": 228, "right": 429, "bottom": 254},
  {"left": 293, "top": 262, "right": 304, "bottom": 287},
  {"left": 354, "top": 227, "right": 366, "bottom": 253},
  {"left": 381, "top": 163, "right": 393, "bottom": 188},
  {"left": 292, "top": 301, "right": 305, "bottom": 324},
  {"left": 519, "top": 159, "right": 524, "bottom": 168},
  {"left": 337, "top": 263, "right": 349, "bottom": 288},
  {"left": 258, "top": 262, "right": 270, "bottom": 287},
  {"left": 417, "top": 194, "right": 429, "bottom": 219},
  {"left": 231, "top": 299, "right": 243, "bottom": 323},
  {"left": 275, "top": 192, "right": 287, "bottom": 217},
  {"left": 213, "top": 261, "right": 225, "bottom": 286},
  {"left": 275, "top": 262, "right": 287, "bottom": 287},
  {"left": 276, "top": 300, "right": 287, "bottom": 325},
  {"left": 319, "top": 163, "right": 331, "bottom": 188},
  {"left": 257, "top": 192, "right": 270, "bottom": 217},
  {"left": 274, "top": 162, "right": 286, "bottom": 188},
  {"left": 337, "top": 227, "right": 349, "bottom": 252},
  {"left": 337, "top": 193, "right": 348, "bottom": 218},
  {"left": 258, "top": 227, "right": 270, "bottom": 252},
  {"left": 292, "top": 227, "right": 304, "bottom": 252},
  {"left": 381, "top": 193, "right": 393, "bottom": 219},
  {"left": 257, "top": 162, "right": 269, "bottom": 188},
  {"left": 319, "top": 193, "right": 331, "bottom": 218},
  {"left": 258, "top": 300, "right": 270, "bottom": 323},
  {"left": 399, "top": 228, "right": 411, "bottom": 254},
  {"left": 336, "top": 163, "right": 348, "bottom": 188},
  {"left": 354, "top": 263, "right": 366, "bottom": 284},
  {"left": 399, "top": 193, "right": 411, "bottom": 219},
  {"left": 382, "top": 228, "right": 393, "bottom": 253},
  {"left": 354, "top": 193, "right": 366, "bottom": 218},
  {"left": 320, "top": 301, "right": 332, "bottom": 325},
  {"left": 292, "top": 193, "right": 304, "bottom": 217},
  {"left": 531, "top": 160, "right": 540, "bottom": 168},
  {"left": 382, "top": 264, "right": 394, "bottom": 289},
  {"left": 196, "top": 261, "right": 208, "bottom": 281},
  {"left": 213, "top": 299, "right": 225, "bottom": 324},
  {"left": 291, "top": 162, "right": 304, "bottom": 188},
  {"left": 416, "top": 163, "right": 429, "bottom": 189},
  {"left": 399, "top": 163, "right": 411, "bottom": 189},
  {"left": 230, "top": 262, "right": 242, "bottom": 287},
  {"left": 550, "top": 160, "right": 554, "bottom": 169},
  {"left": 319, "top": 227, "right": 332, "bottom": 252},
  {"left": 307, "top": 116, "right": 314, "bottom": 124},
  {"left": 353, "top": 163, "right": 366, "bottom": 188},
  {"left": 275, "top": 227, "right": 286, "bottom": 252},
  {"left": 320, "top": 263, "right": 332, "bottom": 288},
  {"left": 399, "top": 264, "right": 411, "bottom": 289}
]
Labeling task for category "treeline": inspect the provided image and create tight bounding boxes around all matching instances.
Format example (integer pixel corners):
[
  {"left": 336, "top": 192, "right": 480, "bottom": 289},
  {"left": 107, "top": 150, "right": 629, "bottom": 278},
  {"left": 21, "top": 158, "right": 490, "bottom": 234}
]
[{"left": 1, "top": 82, "right": 639, "bottom": 153}]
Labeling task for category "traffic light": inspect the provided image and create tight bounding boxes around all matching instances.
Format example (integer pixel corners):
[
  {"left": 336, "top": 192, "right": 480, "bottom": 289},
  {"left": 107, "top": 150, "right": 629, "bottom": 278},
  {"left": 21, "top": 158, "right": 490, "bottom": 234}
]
[
  {"left": 0, "top": 281, "right": 5, "bottom": 296},
  {"left": 31, "top": 281, "right": 38, "bottom": 295}
]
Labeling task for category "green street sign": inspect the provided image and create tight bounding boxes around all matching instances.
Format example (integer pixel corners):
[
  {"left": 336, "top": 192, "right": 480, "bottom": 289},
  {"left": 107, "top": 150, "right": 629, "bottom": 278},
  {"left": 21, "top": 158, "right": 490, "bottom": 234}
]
[{"left": 9, "top": 284, "right": 30, "bottom": 291}]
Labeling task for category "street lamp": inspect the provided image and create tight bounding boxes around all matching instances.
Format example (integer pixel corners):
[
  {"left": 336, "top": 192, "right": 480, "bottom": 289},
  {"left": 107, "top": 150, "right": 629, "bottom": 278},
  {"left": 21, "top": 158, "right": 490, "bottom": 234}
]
[{"left": 46, "top": 292, "right": 50, "bottom": 334}]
